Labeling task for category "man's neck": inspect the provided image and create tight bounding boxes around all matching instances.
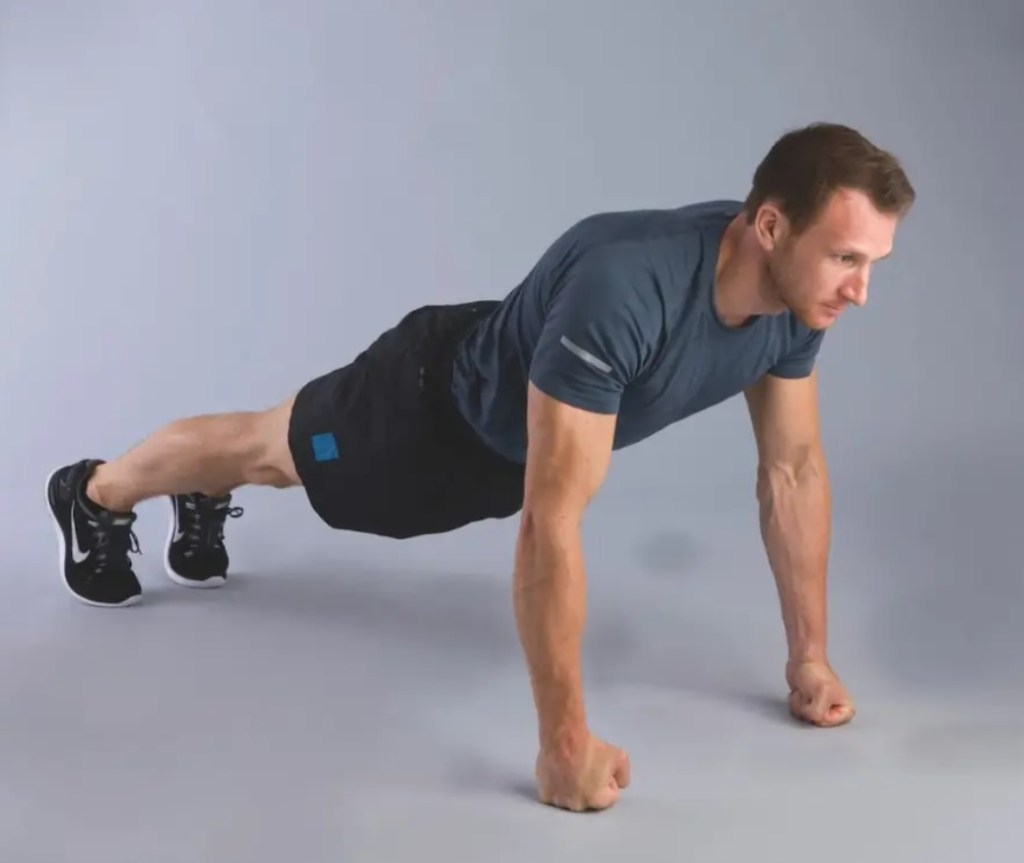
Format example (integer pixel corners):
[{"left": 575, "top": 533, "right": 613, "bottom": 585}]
[{"left": 713, "top": 214, "right": 781, "bottom": 327}]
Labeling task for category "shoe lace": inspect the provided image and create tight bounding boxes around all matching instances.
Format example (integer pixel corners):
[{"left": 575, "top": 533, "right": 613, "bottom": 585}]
[
  {"left": 181, "top": 495, "right": 244, "bottom": 551},
  {"left": 90, "top": 513, "right": 141, "bottom": 574}
]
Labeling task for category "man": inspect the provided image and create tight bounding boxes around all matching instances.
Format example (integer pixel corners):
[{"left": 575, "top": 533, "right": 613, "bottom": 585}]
[{"left": 46, "top": 121, "right": 914, "bottom": 812}]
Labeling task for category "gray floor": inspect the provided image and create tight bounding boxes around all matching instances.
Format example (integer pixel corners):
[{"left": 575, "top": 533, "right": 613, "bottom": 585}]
[{"left": 5, "top": 427, "right": 1023, "bottom": 862}]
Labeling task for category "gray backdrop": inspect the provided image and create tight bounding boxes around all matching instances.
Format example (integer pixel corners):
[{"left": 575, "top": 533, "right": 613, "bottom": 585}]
[{"left": 2, "top": 1, "right": 1023, "bottom": 861}]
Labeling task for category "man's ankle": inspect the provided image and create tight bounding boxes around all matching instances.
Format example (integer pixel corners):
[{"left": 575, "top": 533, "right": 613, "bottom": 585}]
[{"left": 85, "top": 465, "right": 134, "bottom": 514}]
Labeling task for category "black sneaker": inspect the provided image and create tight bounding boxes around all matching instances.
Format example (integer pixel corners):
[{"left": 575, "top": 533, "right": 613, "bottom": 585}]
[
  {"left": 45, "top": 459, "right": 142, "bottom": 607},
  {"left": 164, "top": 493, "right": 243, "bottom": 588}
]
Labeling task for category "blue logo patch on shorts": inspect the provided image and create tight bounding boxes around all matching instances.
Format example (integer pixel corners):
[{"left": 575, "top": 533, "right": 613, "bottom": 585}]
[{"left": 311, "top": 432, "right": 339, "bottom": 462}]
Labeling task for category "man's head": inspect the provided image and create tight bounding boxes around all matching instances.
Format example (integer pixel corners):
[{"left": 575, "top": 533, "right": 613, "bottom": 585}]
[{"left": 742, "top": 122, "right": 915, "bottom": 329}]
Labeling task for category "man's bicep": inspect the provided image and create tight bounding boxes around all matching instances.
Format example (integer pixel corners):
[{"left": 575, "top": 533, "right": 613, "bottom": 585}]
[
  {"left": 744, "top": 370, "right": 823, "bottom": 468},
  {"left": 522, "top": 381, "right": 617, "bottom": 524}
]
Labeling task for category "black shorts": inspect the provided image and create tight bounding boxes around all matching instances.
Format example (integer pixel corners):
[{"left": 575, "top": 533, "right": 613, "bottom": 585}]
[{"left": 287, "top": 301, "right": 526, "bottom": 539}]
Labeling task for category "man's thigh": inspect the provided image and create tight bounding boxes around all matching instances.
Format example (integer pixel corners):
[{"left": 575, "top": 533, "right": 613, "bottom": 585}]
[{"left": 257, "top": 393, "right": 302, "bottom": 488}]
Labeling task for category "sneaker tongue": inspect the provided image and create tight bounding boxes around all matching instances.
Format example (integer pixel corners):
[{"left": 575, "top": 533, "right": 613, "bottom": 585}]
[{"left": 192, "top": 492, "right": 231, "bottom": 507}]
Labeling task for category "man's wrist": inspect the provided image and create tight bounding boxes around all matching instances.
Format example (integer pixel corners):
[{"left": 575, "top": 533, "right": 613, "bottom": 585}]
[
  {"left": 784, "top": 624, "right": 828, "bottom": 664},
  {"left": 787, "top": 644, "right": 828, "bottom": 666},
  {"left": 539, "top": 718, "right": 589, "bottom": 756}
]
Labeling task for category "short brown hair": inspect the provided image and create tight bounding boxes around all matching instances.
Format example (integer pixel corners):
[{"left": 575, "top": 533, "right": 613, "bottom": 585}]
[{"left": 743, "top": 122, "right": 915, "bottom": 234}]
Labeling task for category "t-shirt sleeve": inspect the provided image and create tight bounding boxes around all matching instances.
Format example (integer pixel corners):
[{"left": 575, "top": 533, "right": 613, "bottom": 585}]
[
  {"left": 528, "top": 248, "right": 660, "bottom": 414},
  {"left": 768, "top": 326, "right": 826, "bottom": 378}
]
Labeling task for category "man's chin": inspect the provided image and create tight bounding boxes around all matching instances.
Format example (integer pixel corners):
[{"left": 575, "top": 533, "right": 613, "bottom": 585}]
[{"left": 793, "top": 303, "right": 840, "bottom": 330}]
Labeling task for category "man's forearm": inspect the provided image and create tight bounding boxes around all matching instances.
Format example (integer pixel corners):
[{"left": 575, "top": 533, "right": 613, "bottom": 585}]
[
  {"left": 756, "top": 450, "right": 831, "bottom": 663},
  {"left": 513, "top": 514, "right": 588, "bottom": 752}
]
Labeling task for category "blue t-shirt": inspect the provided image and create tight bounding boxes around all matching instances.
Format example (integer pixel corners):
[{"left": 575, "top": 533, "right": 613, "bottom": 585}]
[{"left": 450, "top": 200, "right": 825, "bottom": 464}]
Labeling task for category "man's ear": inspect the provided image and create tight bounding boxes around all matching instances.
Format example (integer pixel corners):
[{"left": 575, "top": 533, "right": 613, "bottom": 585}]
[{"left": 754, "top": 201, "right": 786, "bottom": 251}]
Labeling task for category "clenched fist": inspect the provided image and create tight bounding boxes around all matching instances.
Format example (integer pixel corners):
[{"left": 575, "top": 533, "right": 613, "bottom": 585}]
[
  {"left": 786, "top": 659, "right": 856, "bottom": 727},
  {"left": 535, "top": 733, "right": 630, "bottom": 812}
]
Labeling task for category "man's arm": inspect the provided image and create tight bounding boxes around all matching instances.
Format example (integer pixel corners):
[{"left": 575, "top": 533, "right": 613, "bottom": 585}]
[
  {"left": 514, "top": 380, "right": 616, "bottom": 753},
  {"left": 743, "top": 369, "right": 830, "bottom": 664}
]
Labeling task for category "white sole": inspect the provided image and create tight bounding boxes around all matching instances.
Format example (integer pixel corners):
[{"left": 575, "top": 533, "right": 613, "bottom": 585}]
[
  {"left": 163, "top": 495, "right": 226, "bottom": 589},
  {"left": 45, "top": 466, "right": 141, "bottom": 608}
]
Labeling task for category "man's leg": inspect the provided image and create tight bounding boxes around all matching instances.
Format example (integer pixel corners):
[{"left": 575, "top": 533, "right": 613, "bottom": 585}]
[
  {"left": 85, "top": 395, "right": 300, "bottom": 511},
  {"left": 46, "top": 394, "right": 301, "bottom": 607}
]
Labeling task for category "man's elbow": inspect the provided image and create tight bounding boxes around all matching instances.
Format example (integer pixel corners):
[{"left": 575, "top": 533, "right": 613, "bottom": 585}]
[
  {"left": 518, "top": 499, "right": 581, "bottom": 546},
  {"left": 513, "top": 503, "right": 583, "bottom": 594},
  {"left": 755, "top": 445, "right": 827, "bottom": 496}
]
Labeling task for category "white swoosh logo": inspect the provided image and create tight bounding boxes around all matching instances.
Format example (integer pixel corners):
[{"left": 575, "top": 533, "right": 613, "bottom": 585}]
[
  {"left": 69, "top": 500, "right": 90, "bottom": 564},
  {"left": 172, "top": 498, "right": 185, "bottom": 542}
]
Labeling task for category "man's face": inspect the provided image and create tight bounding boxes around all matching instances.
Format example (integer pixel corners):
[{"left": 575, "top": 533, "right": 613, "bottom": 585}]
[{"left": 766, "top": 188, "right": 899, "bottom": 329}]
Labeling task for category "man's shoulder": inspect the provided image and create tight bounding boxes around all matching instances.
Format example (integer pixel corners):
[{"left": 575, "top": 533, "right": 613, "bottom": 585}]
[
  {"left": 550, "top": 199, "right": 742, "bottom": 284},
  {"left": 769, "top": 313, "right": 828, "bottom": 369}
]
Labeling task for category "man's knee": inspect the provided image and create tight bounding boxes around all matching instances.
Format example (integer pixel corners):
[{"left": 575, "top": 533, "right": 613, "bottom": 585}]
[{"left": 245, "top": 394, "right": 301, "bottom": 488}]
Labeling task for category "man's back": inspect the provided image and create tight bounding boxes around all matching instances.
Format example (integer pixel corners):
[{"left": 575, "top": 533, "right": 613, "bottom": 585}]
[{"left": 451, "top": 199, "right": 825, "bottom": 463}]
